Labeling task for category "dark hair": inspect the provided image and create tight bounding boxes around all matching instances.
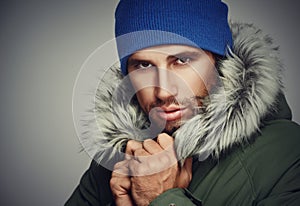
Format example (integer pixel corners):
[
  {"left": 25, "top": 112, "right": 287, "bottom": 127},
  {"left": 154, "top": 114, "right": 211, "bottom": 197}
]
[{"left": 213, "top": 53, "right": 225, "bottom": 77}]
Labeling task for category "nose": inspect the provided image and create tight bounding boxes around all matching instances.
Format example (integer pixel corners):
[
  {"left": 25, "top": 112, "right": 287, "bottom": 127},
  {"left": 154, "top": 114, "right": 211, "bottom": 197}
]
[{"left": 154, "top": 68, "right": 178, "bottom": 100}]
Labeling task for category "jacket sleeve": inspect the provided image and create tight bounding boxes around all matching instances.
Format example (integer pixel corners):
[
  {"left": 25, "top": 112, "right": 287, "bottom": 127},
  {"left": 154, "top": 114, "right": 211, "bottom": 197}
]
[
  {"left": 64, "top": 161, "right": 113, "bottom": 206},
  {"left": 149, "top": 188, "right": 202, "bottom": 206},
  {"left": 256, "top": 158, "right": 300, "bottom": 206}
]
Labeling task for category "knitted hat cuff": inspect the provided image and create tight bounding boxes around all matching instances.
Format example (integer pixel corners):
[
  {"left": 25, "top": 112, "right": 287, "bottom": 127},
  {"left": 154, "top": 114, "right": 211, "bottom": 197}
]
[{"left": 115, "top": 0, "right": 233, "bottom": 75}]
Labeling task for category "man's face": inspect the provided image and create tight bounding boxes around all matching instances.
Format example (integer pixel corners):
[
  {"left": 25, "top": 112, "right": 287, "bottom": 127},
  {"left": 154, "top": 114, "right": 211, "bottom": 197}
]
[{"left": 127, "top": 45, "right": 216, "bottom": 134}]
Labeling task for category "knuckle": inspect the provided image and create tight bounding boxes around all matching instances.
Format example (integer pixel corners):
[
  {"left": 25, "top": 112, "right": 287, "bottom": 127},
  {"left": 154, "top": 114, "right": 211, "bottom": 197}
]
[
  {"left": 110, "top": 177, "right": 117, "bottom": 187},
  {"left": 143, "top": 139, "right": 153, "bottom": 147},
  {"left": 134, "top": 148, "right": 147, "bottom": 157},
  {"left": 126, "top": 140, "right": 142, "bottom": 154},
  {"left": 160, "top": 153, "right": 171, "bottom": 164},
  {"left": 126, "top": 140, "right": 135, "bottom": 150},
  {"left": 147, "top": 158, "right": 157, "bottom": 169},
  {"left": 157, "top": 133, "right": 167, "bottom": 141},
  {"left": 160, "top": 152, "right": 177, "bottom": 168},
  {"left": 157, "top": 133, "right": 174, "bottom": 147},
  {"left": 113, "top": 161, "right": 130, "bottom": 175},
  {"left": 130, "top": 163, "right": 145, "bottom": 176},
  {"left": 113, "top": 161, "right": 123, "bottom": 169}
]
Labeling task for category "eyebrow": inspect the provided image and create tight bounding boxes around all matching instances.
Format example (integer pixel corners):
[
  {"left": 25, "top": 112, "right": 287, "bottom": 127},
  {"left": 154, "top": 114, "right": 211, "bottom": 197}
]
[
  {"left": 127, "top": 51, "right": 202, "bottom": 66},
  {"left": 167, "top": 51, "right": 202, "bottom": 60}
]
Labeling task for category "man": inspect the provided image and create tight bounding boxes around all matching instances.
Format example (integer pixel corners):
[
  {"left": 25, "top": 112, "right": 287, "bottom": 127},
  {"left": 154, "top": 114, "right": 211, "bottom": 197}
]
[{"left": 66, "top": 0, "right": 300, "bottom": 205}]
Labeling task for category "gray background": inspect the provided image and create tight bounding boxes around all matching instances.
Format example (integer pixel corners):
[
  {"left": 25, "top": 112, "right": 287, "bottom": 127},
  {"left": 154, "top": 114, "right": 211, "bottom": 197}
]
[{"left": 0, "top": 0, "right": 299, "bottom": 205}]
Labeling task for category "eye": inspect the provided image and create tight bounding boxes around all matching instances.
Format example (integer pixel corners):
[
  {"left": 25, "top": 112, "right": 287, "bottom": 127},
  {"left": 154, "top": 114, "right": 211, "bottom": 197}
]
[
  {"left": 136, "top": 62, "right": 154, "bottom": 70},
  {"left": 175, "top": 57, "right": 191, "bottom": 65}
]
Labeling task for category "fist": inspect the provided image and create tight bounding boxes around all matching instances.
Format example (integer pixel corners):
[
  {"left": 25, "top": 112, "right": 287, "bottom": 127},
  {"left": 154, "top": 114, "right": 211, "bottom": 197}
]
[
  {"left": 126, "top": 133, "right": 192, "bottom": 205},
  {"left": 110, "top": 160, "right": 133, "bottom": 206}
]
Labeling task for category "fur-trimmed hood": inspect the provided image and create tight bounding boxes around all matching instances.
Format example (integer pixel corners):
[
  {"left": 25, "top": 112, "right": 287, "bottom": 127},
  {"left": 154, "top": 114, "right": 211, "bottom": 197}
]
[{"left": 82, "top": 23, "right": 286, "bottom": 166}]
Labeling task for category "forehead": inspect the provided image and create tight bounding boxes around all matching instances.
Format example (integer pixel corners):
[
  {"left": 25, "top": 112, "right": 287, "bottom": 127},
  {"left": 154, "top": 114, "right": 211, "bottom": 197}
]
[{"left": 129, "top": 44, "right": 203, "bottom": 58}]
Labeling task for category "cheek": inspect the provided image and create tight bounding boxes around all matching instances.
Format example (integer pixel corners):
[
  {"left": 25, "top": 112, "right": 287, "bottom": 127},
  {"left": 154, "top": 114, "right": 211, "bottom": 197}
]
[
  {"left": 191, "top": 62, "right": 217, "bottom": 94},
  {"left": 135, "top": 88, "right": 155, "bottom": 112},
  {"left": 176, "top": 68, "right": 212, "bottom": 98},
  {"left": 204, "top": 66, "right": 218, "bottom": 91},
  {"left": 181, "top": 75, "right": 208, "bottom": 98},
  {"left": 129, "top": 72, "right": 157, "bottom": 112}
]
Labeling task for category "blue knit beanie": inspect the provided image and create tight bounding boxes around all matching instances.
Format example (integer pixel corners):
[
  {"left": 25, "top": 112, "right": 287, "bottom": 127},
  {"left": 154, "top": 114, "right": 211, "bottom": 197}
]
[{"left": 115, "top": 0, "right": 233, "bottom": 75}]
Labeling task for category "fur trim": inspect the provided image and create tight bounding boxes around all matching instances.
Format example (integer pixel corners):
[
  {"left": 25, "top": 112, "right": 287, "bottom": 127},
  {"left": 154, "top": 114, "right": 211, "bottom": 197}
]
[{"left": 81, "top": 23, "right": 283, "bottom": 165}]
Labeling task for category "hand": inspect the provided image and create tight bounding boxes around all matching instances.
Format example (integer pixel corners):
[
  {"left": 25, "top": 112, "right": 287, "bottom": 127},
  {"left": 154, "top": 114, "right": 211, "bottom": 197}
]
[
  {"left": 110, "top": 160, "right": 133, "bottom": 206},
  {"left": 127, "top": 133, "right": 193, "bottom": 206},
  {"left": 110, "top": 140, "right": 143, "bottom": 206}
]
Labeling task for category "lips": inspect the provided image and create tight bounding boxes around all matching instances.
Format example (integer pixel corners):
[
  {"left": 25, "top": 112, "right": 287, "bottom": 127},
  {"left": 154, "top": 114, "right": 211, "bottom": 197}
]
[{"left": 155, "top": 106, "right": 187, "bottom": 121}]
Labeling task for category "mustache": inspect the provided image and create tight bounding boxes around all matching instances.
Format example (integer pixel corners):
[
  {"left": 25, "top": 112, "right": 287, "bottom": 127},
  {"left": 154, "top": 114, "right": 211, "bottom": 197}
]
[{"left": 149, "top": 95, "right": 207, "bottom": 114}]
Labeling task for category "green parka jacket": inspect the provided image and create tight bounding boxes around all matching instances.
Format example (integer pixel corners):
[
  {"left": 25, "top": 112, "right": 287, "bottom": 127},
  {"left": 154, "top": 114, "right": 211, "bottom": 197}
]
[{"left": 65, "top": 23, "right": 300, "bottom": 205}]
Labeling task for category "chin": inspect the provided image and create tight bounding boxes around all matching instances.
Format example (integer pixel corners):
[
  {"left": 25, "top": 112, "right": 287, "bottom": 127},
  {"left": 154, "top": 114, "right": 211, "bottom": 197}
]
[
  {"left": 162, "top": 120, "right": 182, "bottom": 136},
  {"left": 150, "top": 114, "right": 187, "bottom": 137}
]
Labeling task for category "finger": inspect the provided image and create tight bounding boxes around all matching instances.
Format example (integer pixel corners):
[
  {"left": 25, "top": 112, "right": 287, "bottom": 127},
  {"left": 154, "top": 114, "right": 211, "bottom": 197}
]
[
  {"left": 110, "top": 174, "right": 133, "bottom": 206},
  {"left": 114, "top": 160, "right": 130, "bottom": 170},
  {"left": 157, "top": 133, "right": 177, "bottom": 163},
  {"left": 110, "top": 173, "right": 131, "bottom": 190},
  {"left": 126, "top": 140, "right": 143, "bottom": 154},
  {"left": 113, "top": 160, "right": 130, "bottom": 176},
  {"left": 177, "top": 157, "right": 193, "bottom": 188},
  {"left": 133, "top": 148, "right": 151, "bottom": 167},
  {"left": 182, "top": 157, "right": 193, "bottom": 177},
  {"left": 128, "top": 159, "right": 149, "bottom": 176},
  {"left": 143, "top": 139, "right": 163, "bottom": 154},
  {"left": 125, "top": 140, "right": 143, "bottom": 159},
  {"left": 157, "top": 133, "right": 174, "bottom": 150},
  {"left": 134, "top": 148, "right": 150, "bottom": 159}
]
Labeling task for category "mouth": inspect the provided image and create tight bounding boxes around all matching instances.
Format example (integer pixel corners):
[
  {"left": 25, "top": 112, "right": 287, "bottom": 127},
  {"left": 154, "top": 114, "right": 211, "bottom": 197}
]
[{"left": 155, "top": 106, "right": 188, "bottom": 121}]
